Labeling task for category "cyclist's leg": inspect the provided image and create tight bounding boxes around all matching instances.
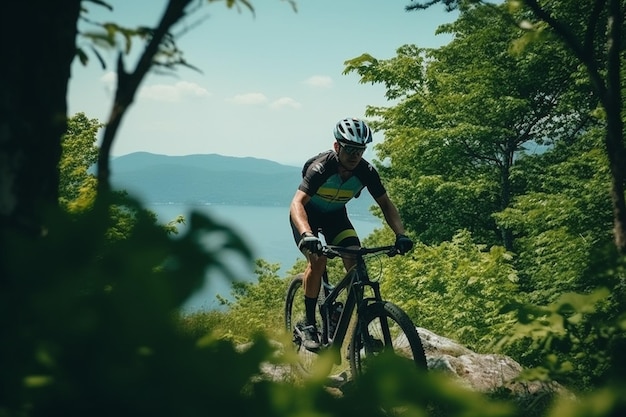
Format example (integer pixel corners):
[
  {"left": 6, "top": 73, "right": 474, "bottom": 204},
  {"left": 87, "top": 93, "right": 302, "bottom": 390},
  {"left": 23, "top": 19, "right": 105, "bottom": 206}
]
[
  {"left": 290, "top": 212, "right": 326, "bottom": 350},
  {"left": 290, "top": 212, "right": 327, "bottom": 299},
  {"left": 323, "top": 208, "right": 361, "bottom": 272},
  {"left": 302, "top": 255, "right": 326, "bottom": 327},
  {"left": 302, "top": 255, "right": 326, "bottom": 298}
]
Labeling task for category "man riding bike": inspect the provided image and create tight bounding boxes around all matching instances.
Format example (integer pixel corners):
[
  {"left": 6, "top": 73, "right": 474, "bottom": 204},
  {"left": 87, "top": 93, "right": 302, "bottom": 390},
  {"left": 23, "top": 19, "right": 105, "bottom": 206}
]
[{"left": 289, "top": 117, "right": 413, "bottom": 351}]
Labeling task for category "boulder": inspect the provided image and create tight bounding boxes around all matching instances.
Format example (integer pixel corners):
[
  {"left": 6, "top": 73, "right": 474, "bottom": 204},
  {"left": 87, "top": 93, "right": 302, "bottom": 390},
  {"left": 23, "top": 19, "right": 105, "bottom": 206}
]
[
  {"left": 417, "top": 328, "right": 563, "bottom": 397},
  {"left": 255, "top": 327, "right": 567, "bottom": 401}
]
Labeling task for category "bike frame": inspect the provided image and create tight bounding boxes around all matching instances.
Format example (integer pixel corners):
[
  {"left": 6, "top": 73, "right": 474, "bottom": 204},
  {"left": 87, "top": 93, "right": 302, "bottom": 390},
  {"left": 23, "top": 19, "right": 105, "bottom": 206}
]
[{"left": 317, "top": 245, "right": 395, "bottom": 354}]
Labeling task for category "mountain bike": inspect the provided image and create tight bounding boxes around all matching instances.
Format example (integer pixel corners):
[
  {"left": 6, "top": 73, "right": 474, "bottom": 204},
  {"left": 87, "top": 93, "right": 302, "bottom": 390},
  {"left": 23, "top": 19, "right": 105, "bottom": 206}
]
[{"left": 284, "top": 241, "right": 427, "bottom": 378}]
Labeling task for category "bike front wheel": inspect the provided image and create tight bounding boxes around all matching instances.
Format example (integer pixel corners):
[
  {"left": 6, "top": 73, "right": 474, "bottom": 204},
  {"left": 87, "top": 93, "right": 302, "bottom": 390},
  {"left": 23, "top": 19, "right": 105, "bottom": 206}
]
[{"left": 349, "top": 301, "right": 427, "bottom": 377}]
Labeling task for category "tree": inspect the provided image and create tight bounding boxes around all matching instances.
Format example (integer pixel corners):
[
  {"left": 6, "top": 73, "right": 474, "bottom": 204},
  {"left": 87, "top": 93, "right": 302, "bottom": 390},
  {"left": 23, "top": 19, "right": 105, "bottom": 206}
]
[
  {"left": 59, "top": 113, "right": 102, "bottom": 212},
  {"left": 0, "top": 1, "right": 274, "bottom": 415},
  {"left": 0, "top": 1, "right": 82, "bottom": 236},
  {"left": 345, "top": 2, "right": 593, "bottom": 250},
  {"left": 519, "top": 0, "right": 626, "bottom": 253},
  {"left": 402, "top": 0, "right": 626, "bottom": 394},
  {"left": 405, "top": 0, "right": 626, "bottom": 252},
  {"left": 0, "top": 0, "right": 279, "bottom": 237}
]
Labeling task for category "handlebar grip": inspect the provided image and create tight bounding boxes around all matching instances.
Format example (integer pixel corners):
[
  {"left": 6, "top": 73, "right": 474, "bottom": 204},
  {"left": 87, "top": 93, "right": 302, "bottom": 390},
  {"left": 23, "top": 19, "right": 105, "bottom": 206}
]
[{"left": 299, "top": 236, "right": 323, "bottom": 254}]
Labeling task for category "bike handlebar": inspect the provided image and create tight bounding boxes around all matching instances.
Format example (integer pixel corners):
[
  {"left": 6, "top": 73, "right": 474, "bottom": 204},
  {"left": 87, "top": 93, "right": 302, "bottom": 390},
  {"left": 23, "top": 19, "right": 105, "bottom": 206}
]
[{"left": 321, "top": 244, "right": 399, "bottom": 259}]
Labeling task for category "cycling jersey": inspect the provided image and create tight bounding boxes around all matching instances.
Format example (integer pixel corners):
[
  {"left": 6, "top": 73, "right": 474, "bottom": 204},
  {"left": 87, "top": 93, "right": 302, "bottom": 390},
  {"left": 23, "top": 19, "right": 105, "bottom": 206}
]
[{"left": 298, "top": 150, "right": 386, "bottom": 213}]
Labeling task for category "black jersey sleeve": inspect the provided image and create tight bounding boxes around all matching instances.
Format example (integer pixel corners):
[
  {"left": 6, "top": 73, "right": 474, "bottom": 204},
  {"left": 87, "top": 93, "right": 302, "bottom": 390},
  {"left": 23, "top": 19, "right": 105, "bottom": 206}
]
[{"left": 357, "top": 160, "right": 386, "bottom": 199}]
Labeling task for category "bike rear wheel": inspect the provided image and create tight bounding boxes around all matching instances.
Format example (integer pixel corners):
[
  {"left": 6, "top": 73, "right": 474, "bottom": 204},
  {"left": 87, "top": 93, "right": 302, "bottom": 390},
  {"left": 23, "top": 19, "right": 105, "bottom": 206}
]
[
  {"left": 284, "top": 273, "right": 319, "bottom": 375},
  {"left": 349, "top": 301, "right": 427, "bottom": 377}
]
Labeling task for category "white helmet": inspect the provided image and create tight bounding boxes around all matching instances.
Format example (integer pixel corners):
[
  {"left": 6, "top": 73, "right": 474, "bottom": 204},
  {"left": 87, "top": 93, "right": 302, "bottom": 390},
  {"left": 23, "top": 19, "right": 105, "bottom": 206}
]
[{"left": 333, "top": 117, "right": 373, "bottom": 147}]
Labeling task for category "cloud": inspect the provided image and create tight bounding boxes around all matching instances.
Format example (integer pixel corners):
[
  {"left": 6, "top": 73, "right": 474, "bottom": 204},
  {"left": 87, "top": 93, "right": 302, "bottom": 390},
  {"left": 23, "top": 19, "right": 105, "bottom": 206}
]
[
  {"left": 101, "top": 71, "right": 117, "bottom": 86},
  {"left": 228, "top": 92, "right": 269, "bottom": 105},
  {"left": 99, "top": 72, "right": 210, "bottom": 102},
  {"left": 304, "top": 75, "right": 333, "bottom": 88},
  {"left": 270, "top": 97, "right": 302, "bottom": 109},
  {"left": 140, "top": 81, "right": 210, "bottom": 102},
  {"left": 227, "top": 93, "right": 299, "bottom": 109}
]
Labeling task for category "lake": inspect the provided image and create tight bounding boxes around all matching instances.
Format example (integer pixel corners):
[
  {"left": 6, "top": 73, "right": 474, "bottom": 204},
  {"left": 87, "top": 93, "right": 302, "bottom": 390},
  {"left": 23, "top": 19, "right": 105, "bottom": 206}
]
[{"left": 149, "top": 203, "right": 382, "bottom": 312}]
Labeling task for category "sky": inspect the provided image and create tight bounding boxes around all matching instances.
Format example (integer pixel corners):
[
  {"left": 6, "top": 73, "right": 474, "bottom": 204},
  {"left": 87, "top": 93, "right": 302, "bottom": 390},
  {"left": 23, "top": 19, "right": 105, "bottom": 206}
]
[{"left": 68, "top": 0, "right": 458, "bottom": 166}]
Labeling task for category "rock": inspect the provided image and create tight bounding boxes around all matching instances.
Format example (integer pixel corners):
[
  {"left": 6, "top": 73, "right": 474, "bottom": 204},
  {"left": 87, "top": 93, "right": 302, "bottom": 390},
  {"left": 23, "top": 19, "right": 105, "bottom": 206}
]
[
  {"left": 417, "top": 327, "right": 567, "bottom": 400},
  {"left": 253, "top": 327, "right": 567, "bottom": 401}
]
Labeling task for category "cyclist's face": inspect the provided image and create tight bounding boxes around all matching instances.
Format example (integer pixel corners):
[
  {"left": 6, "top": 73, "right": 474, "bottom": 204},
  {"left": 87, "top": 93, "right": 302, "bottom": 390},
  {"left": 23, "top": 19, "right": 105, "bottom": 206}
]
[{"left": 336, "top": 142, "right": 365, "bottom": 169}]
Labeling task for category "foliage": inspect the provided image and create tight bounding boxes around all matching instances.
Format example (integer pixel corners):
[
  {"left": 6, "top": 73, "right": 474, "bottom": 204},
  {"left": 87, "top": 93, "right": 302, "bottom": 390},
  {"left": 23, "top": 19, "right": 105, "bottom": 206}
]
[
  {"left": 342, "top": 0, "right": 625, "bottom": 398},
  {"left": 59, "top": 113, "right": 183, "bottom": 240},
  {"left": 384, "top": 172, "right": 501, "bottom": 245},
  {"left": 496, "top": 128, "right": 614, "bottom": 291},
  {"left": 58, "top": 113, "right": 101, "bottom": 212},
  {"left": 4, "top": 0, "right": 626, "bottom": 416},
  {"left": 0, "top": 196, "right": 264, "bottom": 416},
  {"left": 213, "top": 259, "right": 289, "bottom": 342},
  {"left": 77, "top": 0, "right": 264, "bottom": 71},
  {"left": 376, "top": 229, "right": 519, "bottom": 350},
  {"left": 184, "top": 253, "right": 349, "bottom": 343},
  {"left": 509, "top": 0, "right": 626, "bottom": 251},
  {"left": 497, "top": 285, "right": 626, "bottom": 392},
  {"left": 486, "top": 127, "right": 623, "bottom": 389},
  {"left": 345, "top": 1, "right": 594, "bottom": 252},
  {"left": 339, "top": 352, "right": 516, "bottom": 417}
]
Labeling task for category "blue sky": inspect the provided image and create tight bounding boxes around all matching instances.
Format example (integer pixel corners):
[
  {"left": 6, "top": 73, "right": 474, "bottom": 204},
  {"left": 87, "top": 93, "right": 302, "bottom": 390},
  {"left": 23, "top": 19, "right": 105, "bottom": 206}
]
[{"left": 69, "top": 0, "right": 457, "bottom": 166}]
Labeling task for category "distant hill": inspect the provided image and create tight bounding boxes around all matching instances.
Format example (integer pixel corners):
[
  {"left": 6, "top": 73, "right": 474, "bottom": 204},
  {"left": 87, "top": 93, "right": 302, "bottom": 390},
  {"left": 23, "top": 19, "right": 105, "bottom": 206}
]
[
  {"left": 110, "top": 152, "right": 300, "bottom": 206},
  {"left": 110, "top": 152, "right": 376, "bottom": 215},
  {"left": 111, "top": 152, "right": 298, "bottom": 175}
]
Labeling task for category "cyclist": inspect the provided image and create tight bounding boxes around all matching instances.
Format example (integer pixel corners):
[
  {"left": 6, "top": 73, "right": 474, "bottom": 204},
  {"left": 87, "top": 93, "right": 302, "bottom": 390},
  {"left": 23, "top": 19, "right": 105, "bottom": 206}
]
[{"left": 289, "top": 117, "right": 414, "bottom": 351}]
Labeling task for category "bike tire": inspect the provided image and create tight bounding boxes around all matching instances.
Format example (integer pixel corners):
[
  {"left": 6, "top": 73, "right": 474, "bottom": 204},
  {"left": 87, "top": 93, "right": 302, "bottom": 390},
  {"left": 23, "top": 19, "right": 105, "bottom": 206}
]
[
  {"left": 348, "top": 301, "right": 427, "bottom": 377},
  {"left": 284, "top": 273, "right": 319, "bottom": 376}
]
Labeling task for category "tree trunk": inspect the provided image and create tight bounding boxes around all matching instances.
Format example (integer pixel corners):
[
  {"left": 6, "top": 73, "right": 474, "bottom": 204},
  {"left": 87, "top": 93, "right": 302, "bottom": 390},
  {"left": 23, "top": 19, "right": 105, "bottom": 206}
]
[
  {"left": 604, "top": 0, "right": 626, "bottom": 253},
  {"left": 500, "top": 139, "right": 514, "bottom": 251},
  {"left": 0, "top": 1, "right": 81, "bottom": 236}
]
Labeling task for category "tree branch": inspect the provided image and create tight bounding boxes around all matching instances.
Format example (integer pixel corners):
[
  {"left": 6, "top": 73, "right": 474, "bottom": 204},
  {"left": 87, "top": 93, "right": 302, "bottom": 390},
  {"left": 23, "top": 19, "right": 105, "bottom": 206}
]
[
  {"left": 523, "top": 0, "right": 607, "bottom": 103},
  {"left": 97, "top": 0, "right": 192, "bottom": 195}
]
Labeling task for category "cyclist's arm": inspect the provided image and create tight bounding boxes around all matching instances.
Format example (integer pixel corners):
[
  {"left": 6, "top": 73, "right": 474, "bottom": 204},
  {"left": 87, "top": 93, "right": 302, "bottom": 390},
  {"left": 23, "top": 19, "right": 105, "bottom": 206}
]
[
  {"left": 375, "top": 193, "right": 406, "bottom": 236},
  {"left": 290, "top": 189, "right": 313, "bottom": 235}
]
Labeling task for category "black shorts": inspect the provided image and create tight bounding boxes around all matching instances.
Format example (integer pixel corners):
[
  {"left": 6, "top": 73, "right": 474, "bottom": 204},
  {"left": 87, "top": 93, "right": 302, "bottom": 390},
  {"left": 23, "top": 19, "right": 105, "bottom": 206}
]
[{"left": 290, "top": 205, "right": 360, "bottom": 249}]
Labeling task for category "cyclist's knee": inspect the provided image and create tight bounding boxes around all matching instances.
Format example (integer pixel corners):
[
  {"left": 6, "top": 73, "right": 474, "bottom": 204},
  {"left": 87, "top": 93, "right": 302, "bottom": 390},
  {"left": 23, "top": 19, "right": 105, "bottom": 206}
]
[{"left": 308, "top": 256, "right": 326, "bottom": 274}]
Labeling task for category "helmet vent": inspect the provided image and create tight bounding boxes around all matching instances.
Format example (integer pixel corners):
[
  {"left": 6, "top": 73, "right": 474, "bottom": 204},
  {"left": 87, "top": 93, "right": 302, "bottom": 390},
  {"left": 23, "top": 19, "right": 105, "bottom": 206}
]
[{"left": 333, "top": 117, "right": 373, "bottom": 145}]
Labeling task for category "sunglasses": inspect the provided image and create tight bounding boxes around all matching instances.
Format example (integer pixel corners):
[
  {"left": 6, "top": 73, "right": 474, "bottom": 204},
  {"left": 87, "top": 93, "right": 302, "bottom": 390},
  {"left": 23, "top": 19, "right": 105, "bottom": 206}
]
[{"left": 339, "top": 142, "right": 366, "bottom": 155}]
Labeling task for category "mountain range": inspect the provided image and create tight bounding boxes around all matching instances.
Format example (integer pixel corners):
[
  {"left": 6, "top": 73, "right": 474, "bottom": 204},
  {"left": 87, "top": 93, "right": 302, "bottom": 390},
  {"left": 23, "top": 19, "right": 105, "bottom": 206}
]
[{"left": 110, "top": 152, "right": 376, "bottom": 215}]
